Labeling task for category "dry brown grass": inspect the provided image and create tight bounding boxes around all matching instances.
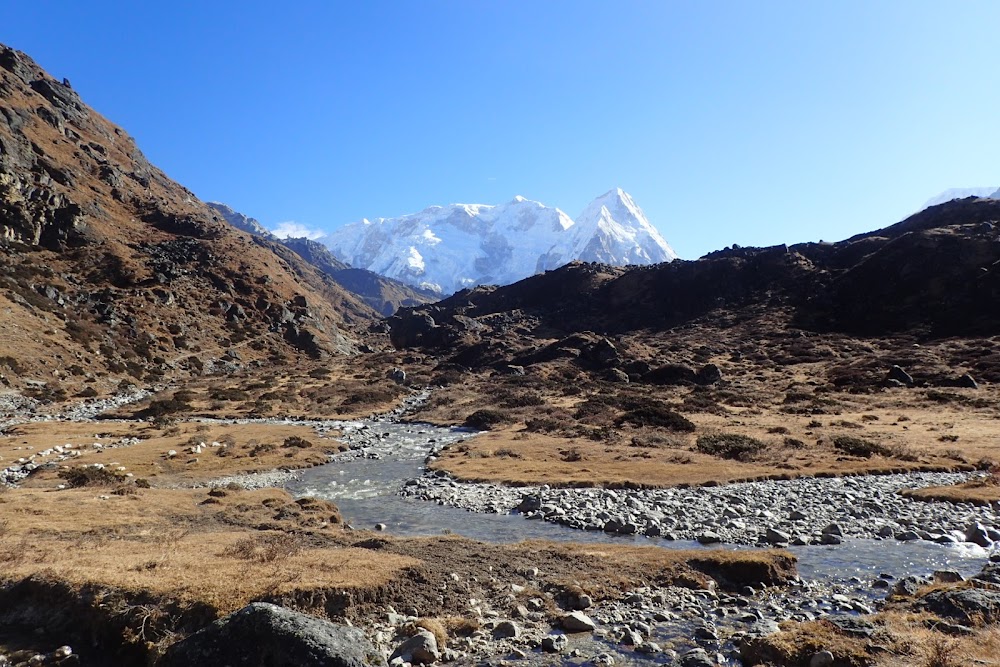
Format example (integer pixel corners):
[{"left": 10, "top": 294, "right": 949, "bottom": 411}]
[
  {"left": 745, "top": 608, "right": 1000, "bottom": 667},
  {"left": 431, "top": 420, "right": 980, "bottom": 488},
  {"left": 0, "top": 487, "right": 417, "bottom": 613},
  {"left": 902, "top": 477, "right": 1000, "bottom": 506},
  {"left": 3, "top": 421, "right": 344, "bottom": 486}
]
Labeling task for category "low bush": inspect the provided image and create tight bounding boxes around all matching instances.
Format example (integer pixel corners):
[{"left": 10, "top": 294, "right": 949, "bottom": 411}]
[
  {"left": 463, "top": 409, "right": 512, "bottom": 430},
  {"left": 831, "top": 435, "right": 892, "bottom": 458},
  {"left": 695, "top": 433, "right": 767, "bottom": 461},
  {"left": 615, "top": 406, "right": 696, "bottom": 432},
  {"left": 58, "top": 465, "right": 122, "bottom": 487}
]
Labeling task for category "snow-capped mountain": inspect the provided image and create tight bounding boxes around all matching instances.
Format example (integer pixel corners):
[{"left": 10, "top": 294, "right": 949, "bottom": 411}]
[
  {"left": 323, "top": 189, "right": 677, "bottom": 295},
  {"left": 921, "top": 187, "right": 999, "bottom": 210}
]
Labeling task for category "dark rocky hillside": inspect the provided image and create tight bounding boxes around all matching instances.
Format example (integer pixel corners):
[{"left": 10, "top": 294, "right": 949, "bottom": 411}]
[
  {"left": 387, "top": 197, "right": 1000, "bottom": 369},
  {"left": 0, "top": 43, "right": 380, "bottom": 396}
]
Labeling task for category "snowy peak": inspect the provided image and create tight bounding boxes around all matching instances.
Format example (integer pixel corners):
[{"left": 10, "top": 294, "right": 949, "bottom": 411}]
[
  {"left": 569, "top": 189, "right": 678, "bottom": 265},
  {"left": 324, "top": 190, "right": 676, "bottom": 295}
]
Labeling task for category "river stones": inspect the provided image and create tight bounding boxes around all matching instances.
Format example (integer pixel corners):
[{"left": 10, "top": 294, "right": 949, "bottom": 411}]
[
  {"left": 390, "top": 630, "right": 439, "bottom": 665},
  {"left": 541, "top": 633, "right": 569, "bottom": 653},
  {"left": 965, "top": 522, "right": 993, "bottom": 547},
  {"left": 679, "top": 648, "right": 716, "bottom": 667},
  {"left": 560, "top": 611, "right": 598, "bottom": 632},
  {"left": 765, "top": 528, "right": 790, "bottom": 544}
]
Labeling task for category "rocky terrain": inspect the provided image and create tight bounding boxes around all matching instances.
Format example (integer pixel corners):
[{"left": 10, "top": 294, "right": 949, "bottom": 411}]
[{"left": 0, "top": 44, "right": 382, "bottom": 401}]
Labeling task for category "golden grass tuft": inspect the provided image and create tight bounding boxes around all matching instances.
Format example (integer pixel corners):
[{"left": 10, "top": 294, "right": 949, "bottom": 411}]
[{"left": 402, "top": 618, "right": 448, "bottom": 648}]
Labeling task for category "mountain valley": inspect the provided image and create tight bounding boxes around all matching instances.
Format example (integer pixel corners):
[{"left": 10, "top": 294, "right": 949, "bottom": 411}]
[{"left": 1, "top": 40, "right": 1000, "bottom": 667}]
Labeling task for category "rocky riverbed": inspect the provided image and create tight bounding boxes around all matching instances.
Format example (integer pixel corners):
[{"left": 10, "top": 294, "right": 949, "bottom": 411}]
[
  {"left": 402, "top": 468, "right": 1000, "bottom": 551},
  {"left": 4, "top": 388, "right": 999, "bottom": 665}
]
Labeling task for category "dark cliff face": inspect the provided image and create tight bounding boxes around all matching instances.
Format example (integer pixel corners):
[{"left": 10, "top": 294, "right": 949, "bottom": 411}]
[
  {"left": 0, "top": 43, "right": 381, "bottom": 391},
  {"left": 387, "top": 197, "right": 1000, "bottom": 364}
]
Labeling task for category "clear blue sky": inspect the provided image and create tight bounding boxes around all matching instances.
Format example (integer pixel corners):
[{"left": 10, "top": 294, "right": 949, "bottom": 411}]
[{"left": 4, "top": 2, "right": 998, "bottom": 257}]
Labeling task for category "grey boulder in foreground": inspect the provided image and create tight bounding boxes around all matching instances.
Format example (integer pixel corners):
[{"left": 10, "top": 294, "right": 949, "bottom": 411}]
[{"left": 158, "top": 602, "right": 386, "bottom": 667}]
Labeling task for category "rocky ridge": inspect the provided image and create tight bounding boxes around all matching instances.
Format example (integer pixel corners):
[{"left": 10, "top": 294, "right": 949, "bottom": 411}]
[
  {"left": 0, "top": 43, "right": 380, "bottom": 397},
  {"left": 385, "top": 198, "right": 1000, "bottom": 370}
]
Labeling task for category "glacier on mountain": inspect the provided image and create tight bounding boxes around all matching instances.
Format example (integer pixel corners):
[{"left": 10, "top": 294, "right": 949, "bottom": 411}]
[{"left": 321, "top": 189, "right": 677, "bottom": 295}]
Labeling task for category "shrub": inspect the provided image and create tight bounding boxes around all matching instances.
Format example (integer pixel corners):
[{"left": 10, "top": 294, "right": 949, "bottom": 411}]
[
  {"left": 463, "top": 409, "right": 511, "bottom": 430},
  {"left": 283, "top": 436, "right": 313, "bottom": 448},
  {"left": 0, "top": 356, "right": 22, "bottom": 373},
  {"left": 493, "top": 448, "right": 522, "bottom": 459},
  {"left": 560, "top": 447, "right": 584, "bottom": 462},
  {"left": 58, "top": 465, "right": 122, "bottom": 487},
  {"left": 497, "top": 391, "right": 545, "bottom": 408},
  {"left": 831, "top": 435, "right": 892, "bottom": 458},
  {"left": 209, "top": 386, "right": 249, "bottom": 401},
  {"left": 249, "top": 442, "right": 277, "bottom": 457},
  {"left": 136, "top": 398, "right": 191, "bottom": 419},
  {"left": 615, "top": 406, "right": 696, "bottom": 432},
  {"left": 695, "top": 434, "right": 767, "bottom": 461}
]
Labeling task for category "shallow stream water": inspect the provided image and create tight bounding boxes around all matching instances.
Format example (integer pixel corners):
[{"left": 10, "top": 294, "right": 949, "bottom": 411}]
[
  {"left": 280, "top": 416, "right": 997, "bottom": 664},
  {"left": 285, "top": 419, "right": 990, "bottom": 592}
]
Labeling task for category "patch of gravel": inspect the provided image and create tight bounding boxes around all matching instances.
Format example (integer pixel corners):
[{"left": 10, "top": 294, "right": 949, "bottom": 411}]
[{"left": 204, "top": 469, "right": 303, "bottom": 490}]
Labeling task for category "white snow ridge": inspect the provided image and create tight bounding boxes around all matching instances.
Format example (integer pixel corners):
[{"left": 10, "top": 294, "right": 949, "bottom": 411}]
[{"left": 323, "top": 189, "right": 677, "bottom": 296}]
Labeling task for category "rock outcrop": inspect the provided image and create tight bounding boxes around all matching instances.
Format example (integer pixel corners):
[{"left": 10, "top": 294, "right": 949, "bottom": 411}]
[
  {"left": 0, "top": 43, "right": 378, "bottom": 393},
  {"left": 158, "top": 603, "right": 386, "bottom": 667}
]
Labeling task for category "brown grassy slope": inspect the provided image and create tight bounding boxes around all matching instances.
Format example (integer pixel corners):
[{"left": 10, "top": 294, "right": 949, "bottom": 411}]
[
  {"left": 392, "top": 318, "right": 1000, "bottom": 487},
  {"left": 0, "top": 43, "right": 379, "bottom": 398}
]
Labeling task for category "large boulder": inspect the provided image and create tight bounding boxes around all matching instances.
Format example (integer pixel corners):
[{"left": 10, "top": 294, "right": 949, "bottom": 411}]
[
  {"left": 389, "top": 630, "right": 439, "bottom": 665},
  {"left": 921, "top": 588, "right": 1000, "bottom": 625},
  {"left": 158, "top": 603, "right": 386, "bottom": 667}
]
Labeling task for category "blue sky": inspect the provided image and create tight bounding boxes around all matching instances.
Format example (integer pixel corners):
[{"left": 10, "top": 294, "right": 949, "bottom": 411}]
[{"left": 4, "top": 2, "right": 999, "bottom": 257}]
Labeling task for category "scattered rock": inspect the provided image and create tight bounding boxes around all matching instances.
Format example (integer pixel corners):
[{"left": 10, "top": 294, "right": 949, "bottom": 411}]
[
  {"left": 965, "top": 522, "right": 992, "bottom": 547},
  {"left": 809, "top": 650, "right": 835, "bottom": 667},
  {"left": 956, "top": 373, "right": 978, "bottom": 389},
  {"left": 921, "top": 588, "right": 1000, "bottom": 625},
  {"left": 390, "top": 630, "right": 440, "bottom": 665},
  {"left": 824, "top": 614, "right": 876, "bottom": 638},
  {"left": 541, "top": 634, "right": 569, "bottom": 653},
  {"left": 695, "top": 364, "right": 723, "bottom": 385},
  {"left": 887, "top": 365, "right": 914, "bottom": 386},
  {"left": 560, "top": 611, "right": 597, "bottom": 633},
  {"left": 493, "top": 620, "right": 520, "bottom": 639}
]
